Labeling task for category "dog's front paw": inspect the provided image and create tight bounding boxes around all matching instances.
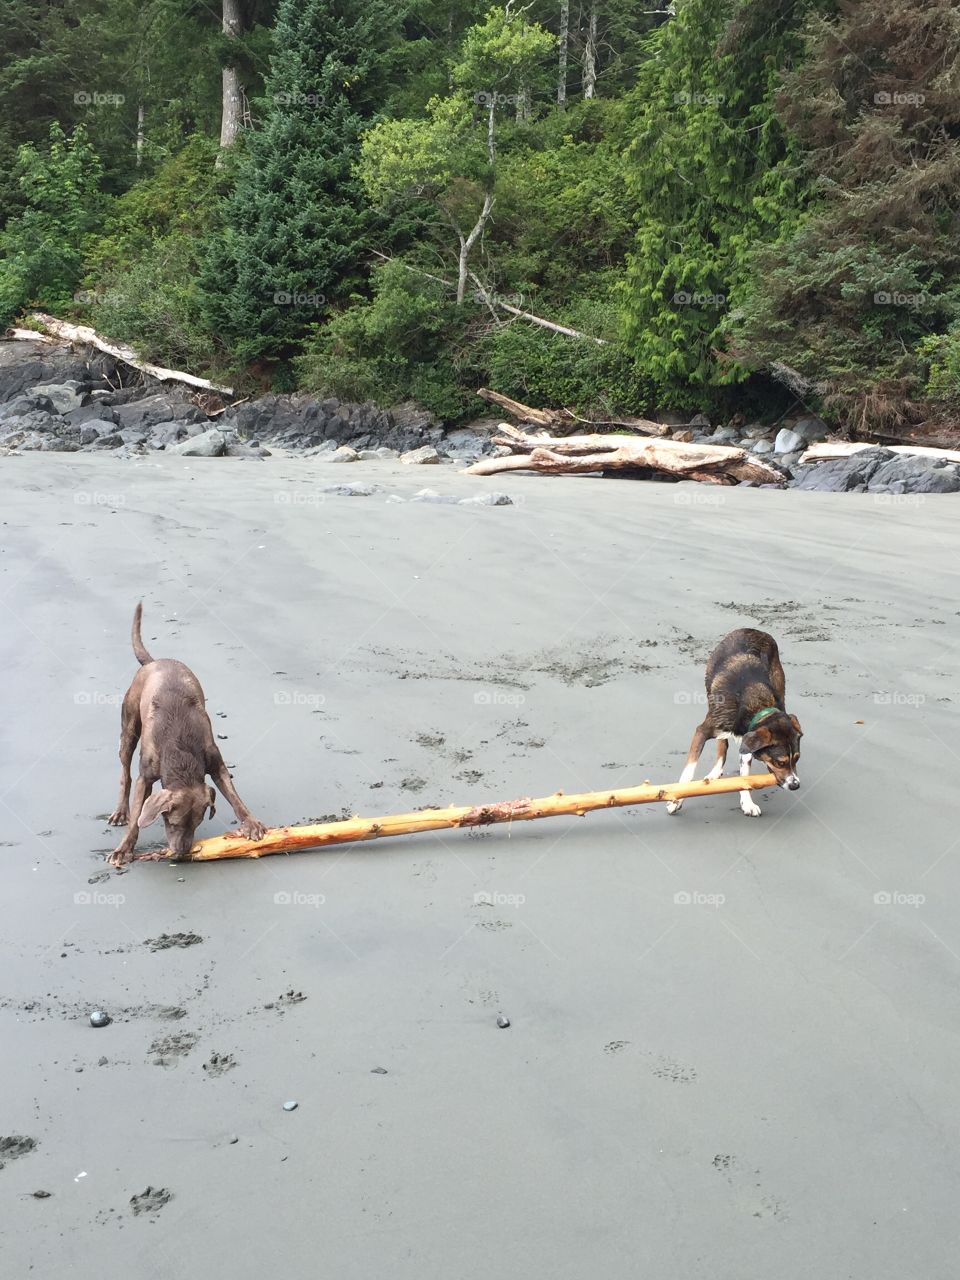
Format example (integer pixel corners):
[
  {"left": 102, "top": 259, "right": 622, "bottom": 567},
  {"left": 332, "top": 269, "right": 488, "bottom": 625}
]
[
  {"left": 238, "top": 817, "right": 267, "bottom": 841},
  {"left": 740, "top": 799, "right": 762, "bottom": 818},
  {"left": 108, "top": 843, "right": 133, "bottom": 868},
  {"left": 666, "top": 800, "right": 683, "bottom": 816},
  {"left": 107, "top": 807, "right": 128, "bottom": 827}
]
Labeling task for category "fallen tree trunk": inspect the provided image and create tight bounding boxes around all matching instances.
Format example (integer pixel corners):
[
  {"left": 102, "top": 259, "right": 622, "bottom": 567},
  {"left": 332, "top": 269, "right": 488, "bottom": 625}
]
[
  {"left": 800, "top": 440, "right": 960, "bottom": 465},
  {"left": 27, "top": 313, "right": 234, "bottom": 397},
  {"left": 5, "top": 326, "right": 60, "bottom": 345},
  {"left": 370, "top": 252, "right": 609, "bottom": 345},
  {"left": 467, "top": 425, "right": 785, "bottom": 485},
  {"left": 476, "top": 388, "right": 668, "bottom": 437},
  {"left": 157, "top": 773, "right": 778, "bottom": 863}
]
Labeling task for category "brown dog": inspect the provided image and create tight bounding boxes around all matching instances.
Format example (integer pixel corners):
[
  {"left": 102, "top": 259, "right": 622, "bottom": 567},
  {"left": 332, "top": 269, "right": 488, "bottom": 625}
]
[
  {"left": 667, "top": 627, "right": 802, "bottom": 818},
  {"left": 107, "top": 603, "right": 266, "bottom": 865}
]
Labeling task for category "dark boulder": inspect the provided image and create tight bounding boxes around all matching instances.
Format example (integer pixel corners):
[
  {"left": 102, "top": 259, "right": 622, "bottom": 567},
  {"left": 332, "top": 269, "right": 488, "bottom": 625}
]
[{"left": 791, "top": 450, "right": 894, "bottom": 492}]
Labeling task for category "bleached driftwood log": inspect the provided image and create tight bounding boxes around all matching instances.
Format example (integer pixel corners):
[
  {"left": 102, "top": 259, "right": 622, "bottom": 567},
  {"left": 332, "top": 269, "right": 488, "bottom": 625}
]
[
  {"left": 466, "top": 423, "right": 785, "bottom": 485},
  {"left": 27, "top": 313, "right": 234, "bottom": 397},
  {"left": 476, "top": 388, "right": 669, "bottom": 437},
  {"left": 800, "top": 441, "right": 960, "bottom": 465},
  {"left": 5, "top": 327, "right": 60, "bottom": 345}
]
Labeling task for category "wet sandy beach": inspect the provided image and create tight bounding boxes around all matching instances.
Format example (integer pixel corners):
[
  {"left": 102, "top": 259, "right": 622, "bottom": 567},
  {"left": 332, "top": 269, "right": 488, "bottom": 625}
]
[{"left": 2, "top": 453, "right": 959, "bottom": 1279}]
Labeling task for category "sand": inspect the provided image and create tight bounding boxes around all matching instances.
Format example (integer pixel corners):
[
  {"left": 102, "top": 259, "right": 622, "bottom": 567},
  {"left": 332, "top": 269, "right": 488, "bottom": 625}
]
[{"left": 2, "top": 452, "right": 958, "bottom": 1278}]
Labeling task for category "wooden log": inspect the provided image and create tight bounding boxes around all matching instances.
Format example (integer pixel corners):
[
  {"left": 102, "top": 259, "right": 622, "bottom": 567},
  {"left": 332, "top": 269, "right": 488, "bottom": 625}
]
[
  {"left": 467, "top": 432, "right": 785, "bottom": 486},
  {"left": 27, "top": 312, "right": 234, "bottom": 397},
  {"left": 161, "top": 772, "right": 778, "bottom": 862},
  {"left": 5, "top": 326, "right": 60, "bottom": 345},
  {"left": 800, "top": 440, "right": 960, "bottom": 465},
  {"left": 476, "top": 389, "right": 668, "bottom": 437},
  {"left": 477, "top": 388, "right": 562, "bottom": 428}
]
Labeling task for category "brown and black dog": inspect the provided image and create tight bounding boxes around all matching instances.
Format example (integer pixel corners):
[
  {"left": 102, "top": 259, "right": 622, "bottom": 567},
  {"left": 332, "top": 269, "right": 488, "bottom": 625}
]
[
  {"left": 667, "top": 627, "right": 802, "bottom": 818},
  {"left": 107, "top": 604, "right": 266, "bottom": 865}
]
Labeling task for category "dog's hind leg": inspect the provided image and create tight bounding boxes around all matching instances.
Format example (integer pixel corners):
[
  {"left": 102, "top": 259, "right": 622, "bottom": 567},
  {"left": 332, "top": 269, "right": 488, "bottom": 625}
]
[
  {"left": 739, "top": 752, "right": 762, "bottom": 817},
  {"left": 666, "top": 721, "right": 710, "bottom": 815},
  {"left": 704, "top": 738, "right": 728, "bottom": 781},
  {"left": 108, "top": 691, "right": 141, "bottom": 827}
]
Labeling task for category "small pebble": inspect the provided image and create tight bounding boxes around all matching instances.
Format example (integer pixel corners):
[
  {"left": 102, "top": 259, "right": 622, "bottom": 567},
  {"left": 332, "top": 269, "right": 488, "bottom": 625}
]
[
  {"left": 31, "top": 1191, "right": 52, "bottom": 1199},
  {"left": 283, "top": 1100, "right": 298, "bottom": 1112},
  {"left": 497, "top": 1015, "right": 511, "bottom": 1029},
  {"left": 371, "top": 1067, "right": 388, "bottom": 1074},
  {"left": 89, "top": 1011, "right": 110, "bottom": 1028},
  {"left": 228, "top": 1136, "right": 239, "bottom": 1145}
]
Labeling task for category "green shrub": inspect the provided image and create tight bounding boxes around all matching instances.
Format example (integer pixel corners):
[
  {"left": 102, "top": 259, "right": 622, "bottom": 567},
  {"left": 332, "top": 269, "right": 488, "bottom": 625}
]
[
  {"left": 81, "top": 137, "right": 226, "bottom": 371},
  {"left": 0, "top": 124, "right": 106, "bottom": 326},
  {"left": 918, "top": 328, "right": 960, "bottom": 403},
  {"left": 295, "top": 259, "right": 475, "bottom": 418},
  {"left": 486, "top": 292, "right": 654, "bottom": 415}
]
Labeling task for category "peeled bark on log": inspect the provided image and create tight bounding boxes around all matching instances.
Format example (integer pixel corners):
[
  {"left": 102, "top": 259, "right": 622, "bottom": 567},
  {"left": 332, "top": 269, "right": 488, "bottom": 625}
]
[
  {"left": 156, "top": 773, "right": 778, "bottom": 863},
  {"left": 467, "top": 426, "right": 785, "bottom": 485},
  {"left": 476, "top": 388, "right": 668, "bottom": 436},
  {"left": 800, "top": 441, "right": 960, "bottom": 465},
  {"left": 28, "top": 313, "right": 233, "bottom": 397}
]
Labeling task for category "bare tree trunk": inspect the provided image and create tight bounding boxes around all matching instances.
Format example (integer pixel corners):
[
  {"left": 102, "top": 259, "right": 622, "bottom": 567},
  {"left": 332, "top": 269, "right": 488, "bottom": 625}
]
[
  {"left": 558, "top": 0, "right": 569, "bottom": 106},
  {"left": 515, "top": 83, "right": 527, "bottom": 123},
  {"left": 583, "top": 0, "right": 598, "bottom": 99},
  {"left": 456, "top": 97, "right": 497, "bottom": 304},
  {"left": 457, "top": 192, "right": 495, "bottom": 304},
  {"left": 217, "top": 0, "right": 244, "bottom": 164},
  {"left": 135, "top": 102, "right": 144, "bottom": 167}
]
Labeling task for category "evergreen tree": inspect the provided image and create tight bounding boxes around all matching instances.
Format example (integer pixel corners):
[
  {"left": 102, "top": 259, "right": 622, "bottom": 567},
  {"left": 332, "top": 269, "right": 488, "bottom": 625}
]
[
  {"left": 731, "top": 0, "right": 960, "bottom": 428},
  {"left": 202, "top": 0, "right": 399, "bottom": 366},
  {"left": 620, "top": 0, "right": 818, "bottom": 398}
]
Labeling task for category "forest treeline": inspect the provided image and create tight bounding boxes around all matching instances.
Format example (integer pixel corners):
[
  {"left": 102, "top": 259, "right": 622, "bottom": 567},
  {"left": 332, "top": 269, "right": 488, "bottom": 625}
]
[{"left": 1, "top": 0, "right": 959, "bottom": 428}]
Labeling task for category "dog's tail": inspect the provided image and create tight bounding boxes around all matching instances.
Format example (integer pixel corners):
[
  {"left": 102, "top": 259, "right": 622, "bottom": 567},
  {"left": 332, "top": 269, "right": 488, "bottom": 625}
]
[{"left": 131, "top": 602, "right": 153, "bottom": 665}]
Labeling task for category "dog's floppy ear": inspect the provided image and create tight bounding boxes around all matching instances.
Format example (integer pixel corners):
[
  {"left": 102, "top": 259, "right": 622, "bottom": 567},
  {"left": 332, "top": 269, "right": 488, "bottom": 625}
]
[
  {"left": 207, "top": 786, "right": 216, "bottom": 819},
  {"left": 741, "top": 726, "right": 774, "bottom": 756},
  {"left": 138, "top": 788, "right": 173, "bottom": 828},
  {"left": 789, "top": 714, "right": 803, "bottom": 739}
]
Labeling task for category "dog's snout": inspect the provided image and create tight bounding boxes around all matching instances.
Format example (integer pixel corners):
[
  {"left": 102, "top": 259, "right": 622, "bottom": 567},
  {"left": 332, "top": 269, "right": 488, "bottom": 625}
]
[{"left": 783, "top": 775, "right": 800, "bottom": 791}]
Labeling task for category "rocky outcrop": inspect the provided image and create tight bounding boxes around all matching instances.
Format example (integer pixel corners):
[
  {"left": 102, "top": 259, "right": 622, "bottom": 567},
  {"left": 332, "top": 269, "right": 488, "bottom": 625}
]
[
  {"left": 1, "top": 338, "right": 957, "bottom": 493},
  {"left": 0, "top": 339, "right": 500, "bottom": 462}
]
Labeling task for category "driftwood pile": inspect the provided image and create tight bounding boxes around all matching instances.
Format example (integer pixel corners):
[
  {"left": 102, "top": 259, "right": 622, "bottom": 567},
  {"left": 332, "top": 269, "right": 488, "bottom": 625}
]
[{"left": 466, "top": 421, "right": 785, "bottom": 486}]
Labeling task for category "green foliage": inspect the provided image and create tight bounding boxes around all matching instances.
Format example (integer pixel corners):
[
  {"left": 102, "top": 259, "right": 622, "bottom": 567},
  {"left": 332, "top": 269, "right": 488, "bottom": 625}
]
[
  {"left": 7, "top": 0, "right": 960, "bottom": 427},
  {"left": 88, "top": 239, "right": 216, "bottom": 371},
  {"left": 202, "top": 0, "right": 400, "bottom": 365},
  {"left": 918, "top": 328, "right": 960, "bottom": 403},
  {"left": 451, "top": 5, "right": 555, "bottom": 104},
  {"left": 494, "top": 99, "right": 634, "bottom": 295},
  {"left": 486, "top": 293, "right": 653, "bottom": 413},
  {"left": 0, "top": 123, "right": 106, "bottom": 325},
  {"left": 621, "top": 0, "right": 817, "bottom": 395},
  {"left": 295, "top": 259, "right": 475, "bottom": 418},
  {"left": 730, "top": 0, "right": 960, "bottom": 418},
  {"left": 78, "top": 136, "right": 226, "bottom": 371}
]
